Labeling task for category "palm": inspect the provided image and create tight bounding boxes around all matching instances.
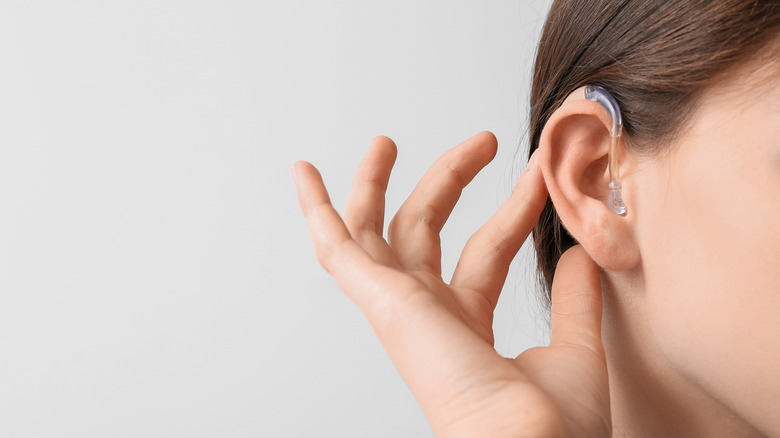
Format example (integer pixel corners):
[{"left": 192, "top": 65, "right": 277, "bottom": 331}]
[
  {"left": 292, "top": 132, "right": 611, "bottom": 437},
  {"left": 404, "top": 271, "right": 496, "bottom": 342}
]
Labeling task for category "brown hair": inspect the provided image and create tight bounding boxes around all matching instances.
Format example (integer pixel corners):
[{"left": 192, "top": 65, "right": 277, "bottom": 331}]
[{"left": 529, "top": 0, "right": 780, "bottom": 305}]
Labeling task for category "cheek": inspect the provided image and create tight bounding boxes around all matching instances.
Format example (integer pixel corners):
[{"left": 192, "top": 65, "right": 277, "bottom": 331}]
[{"left": 635, "top": 137, "right": 780, "bottom": 423}]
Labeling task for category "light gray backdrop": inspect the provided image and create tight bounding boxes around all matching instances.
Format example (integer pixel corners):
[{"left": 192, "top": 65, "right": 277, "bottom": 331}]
[{"left": 0, "top": 1, "right": 554, "bottom": 436}]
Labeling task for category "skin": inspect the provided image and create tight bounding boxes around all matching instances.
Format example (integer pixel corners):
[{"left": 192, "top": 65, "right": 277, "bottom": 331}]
[
  {"left": 599, "top": 73, "right": 780, "bottom": 436},
  {"left": 291, "top": 68, "right": 780, "bottom": 436}
]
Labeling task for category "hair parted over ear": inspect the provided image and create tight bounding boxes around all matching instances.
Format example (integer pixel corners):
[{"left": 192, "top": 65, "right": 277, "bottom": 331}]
[
  {"left": 536, "top": 99, "right": 640, "bottom": 274},
  {"left": 528, "top": 0, "right": 780, "bottom": 306}
]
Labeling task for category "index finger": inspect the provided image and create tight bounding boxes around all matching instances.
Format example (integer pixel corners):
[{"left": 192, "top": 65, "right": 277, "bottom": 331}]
[{"left": 449, "top": 152, "right": 547, "bottom": 308}]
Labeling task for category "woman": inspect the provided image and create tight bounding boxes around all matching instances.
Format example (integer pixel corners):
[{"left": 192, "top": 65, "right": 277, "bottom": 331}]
[{"left": 291, "top": 0, "right": 780, "bottom": 436}]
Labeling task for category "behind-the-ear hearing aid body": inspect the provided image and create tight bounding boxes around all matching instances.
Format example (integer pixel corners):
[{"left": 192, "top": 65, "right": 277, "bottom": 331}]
[{"left": 561, "top": 85, "right": 628, "bottom": 215}]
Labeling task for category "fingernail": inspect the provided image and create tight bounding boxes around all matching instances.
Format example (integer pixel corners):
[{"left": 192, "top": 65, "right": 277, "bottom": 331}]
[
  {"left": 290, "top": 164, "right": 298, "bottom": 184},
  {"left": 528, "top": 150, "right": 539, "bottom": 168},
  {"left": 523, "top": 151, "right": 539, "bottom": 175}
]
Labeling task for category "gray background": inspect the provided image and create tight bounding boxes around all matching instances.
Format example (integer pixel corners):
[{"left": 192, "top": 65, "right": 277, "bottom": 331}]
[{"left": 0, "top": 1, "right": 553, "bottom": 436}]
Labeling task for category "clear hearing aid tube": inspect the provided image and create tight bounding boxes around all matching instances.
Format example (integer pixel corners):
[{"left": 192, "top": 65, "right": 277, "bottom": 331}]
[{"left": 562, "top": 85, "right": 628, "bottom": 215}]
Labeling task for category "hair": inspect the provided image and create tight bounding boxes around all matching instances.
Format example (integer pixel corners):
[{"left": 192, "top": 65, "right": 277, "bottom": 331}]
[{"left": 529, "top": 0, "right": 780, "bottom": 306}]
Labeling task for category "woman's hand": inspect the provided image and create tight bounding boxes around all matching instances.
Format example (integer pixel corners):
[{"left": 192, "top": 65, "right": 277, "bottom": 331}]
[{"left": 291, "top": 132, "right": 611, "bottom": 438}]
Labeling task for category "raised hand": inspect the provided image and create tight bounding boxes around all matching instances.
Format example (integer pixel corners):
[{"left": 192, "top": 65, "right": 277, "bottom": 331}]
[{"left": 291, "top": 132, "right": 611, "bottom": 438}]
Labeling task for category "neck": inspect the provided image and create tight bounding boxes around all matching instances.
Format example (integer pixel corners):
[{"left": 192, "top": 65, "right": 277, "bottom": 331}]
[{"left": 600, "top": 270, "right": 766, "bottom": 438}]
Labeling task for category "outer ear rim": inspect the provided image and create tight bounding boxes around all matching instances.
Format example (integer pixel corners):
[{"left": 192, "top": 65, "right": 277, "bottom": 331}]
[{"left": 537, "top": 100, "right": 641, "bottom": 272}]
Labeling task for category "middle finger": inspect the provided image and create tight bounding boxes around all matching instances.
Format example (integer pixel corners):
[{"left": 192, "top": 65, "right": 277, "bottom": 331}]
[{"left": 387, "top": 131, "right": 498, "bottom": 275}]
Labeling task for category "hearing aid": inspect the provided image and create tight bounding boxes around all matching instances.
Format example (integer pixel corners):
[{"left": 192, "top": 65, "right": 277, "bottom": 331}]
[{"left": 561, "top": 85, "right": 628, "bottom": 216}]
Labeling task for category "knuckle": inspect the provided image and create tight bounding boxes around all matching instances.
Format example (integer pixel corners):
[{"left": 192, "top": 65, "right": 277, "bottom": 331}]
[
  {"left": 412, "top": 203, "right": 446, "bottom": 230},
  {"left": 513, "top": 182, "right": 546, "bottom": 213},
  {"left": 347, "top": 225, "right": 375, "bottom": 246},
  {"left": 388, "top": 205, "right": 444, "bottom": 239},
  {"left": 315, "top": 236, "right": 352, "bottom": 272},
  {"left": 355, "top": 170, "right": 384, "bottom": 186},
  {"left": 315, "top": 243, "right": 335, "bottom": 269},
  {"left": 466, "top": 227, "right": 513, "bottom": 265},
  {"left": 443, "top": 162, "right": 468, "bottom": 188}
]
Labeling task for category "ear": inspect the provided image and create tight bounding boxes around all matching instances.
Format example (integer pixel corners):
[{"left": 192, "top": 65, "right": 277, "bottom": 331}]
[{"left": 537, "top": 99, "right": 640, "bottom": 271}]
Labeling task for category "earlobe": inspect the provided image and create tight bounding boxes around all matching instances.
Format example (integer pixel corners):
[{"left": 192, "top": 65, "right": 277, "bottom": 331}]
[{"left": 537, "top": 99, "right": 641, "bottom": 272}]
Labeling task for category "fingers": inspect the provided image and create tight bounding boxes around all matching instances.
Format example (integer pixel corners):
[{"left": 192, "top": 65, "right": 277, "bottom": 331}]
[
  {"left": 291, "top": 160, "right": 393, "bottom": 310},
  {"left": 343, "top": 136, "right": 397, "bottom": 235},
  {"left": 388, "top": 131, "right": 498, "bottom": 275},
  {"left": 342, "top": 136, "right": 398, "bottom": 265},
  {"left": 549, "top": 245, "right": 605, "bottom": 357},
  {"left": 450, "top": 152, "right": 546, "bottom": 308}
]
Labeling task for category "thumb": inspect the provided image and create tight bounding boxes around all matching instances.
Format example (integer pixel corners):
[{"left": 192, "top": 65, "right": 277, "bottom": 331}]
[{"left": 549, "top": 245, "right": 605, "bottom": 356}]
